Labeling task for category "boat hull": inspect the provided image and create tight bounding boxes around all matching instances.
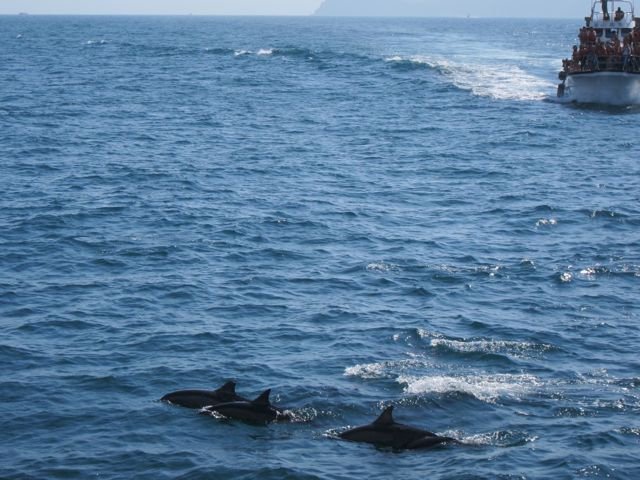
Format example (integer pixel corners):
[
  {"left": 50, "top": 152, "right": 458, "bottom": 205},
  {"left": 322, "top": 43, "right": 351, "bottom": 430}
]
[{"left": 562, "top": 72, "right": 640, "bottom": 105}]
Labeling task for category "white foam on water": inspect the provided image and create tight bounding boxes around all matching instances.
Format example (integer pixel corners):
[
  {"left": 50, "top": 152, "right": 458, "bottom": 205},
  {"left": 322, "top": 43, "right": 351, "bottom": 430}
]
[
  {"left": 416, "top": 329, "right": 444, "bottom": 340},
  {"left": 257, "top": 48, "right": 274, "bottom": 56},
  {"left": 344, "top": 358, "right": 430, "bottom": 379},
  {"left": 442, "top": 60, "right": 553, "bottom": 101},
  {"left": 559, "top": 272, "right": 573, "bottom": 283},
  {"left": 390, "top": 54, "right": 554, "bottom": 101},
  {"left": 384, "top": 55, "right": 424, "bottom": 65},
  {"left": 199, "top": 408, "right": 225, "bottom": 419},
  {"left": 430, "top": 338, "right": 553, "bottom": 358},
  {"left": 453, "top": 430, "right": 539, "bottom": 447},
  {"left": 536, "top": 218, "right": 557, "bottom": 227},
  {"left": 322, "top": 428, "right": 346, "bottom": 440},
  {"left": 579, "top": 266, "right": 598, "bottom": 280},
  {"left": 280, "top": 408, "right": 315, "bottom": 423},
  {"left": 366, "top": 261, "right": 400, "bottom": 273},
  {"left": 344, "top": 362, "right": 387, "bottom": 379},
  {"left": 398, "top": 373, "right": 541, "bottom": 403},
  {"left": 234, "top": 50, "right": 251, "bottom": 57}
]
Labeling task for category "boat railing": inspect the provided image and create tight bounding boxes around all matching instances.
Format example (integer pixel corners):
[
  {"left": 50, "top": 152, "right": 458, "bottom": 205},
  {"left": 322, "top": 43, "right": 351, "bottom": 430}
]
[
  {"left": 587, "top": 0, "right": 635, "bottom": 27},
  {"left": 562, "top": 49, "right": 640, "bottom": 74}
]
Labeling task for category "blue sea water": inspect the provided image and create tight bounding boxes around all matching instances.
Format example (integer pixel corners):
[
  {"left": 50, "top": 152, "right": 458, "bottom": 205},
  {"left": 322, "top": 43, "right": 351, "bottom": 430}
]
[{"left": 1, "top": 14, "right": 639, "bottom": 479}]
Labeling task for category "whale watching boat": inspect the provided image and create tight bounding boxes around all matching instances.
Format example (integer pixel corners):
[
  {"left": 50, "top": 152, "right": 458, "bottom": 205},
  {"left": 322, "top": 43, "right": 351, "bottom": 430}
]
[{"left": 557, "top": 0, "right": 640, "bottom": 105}]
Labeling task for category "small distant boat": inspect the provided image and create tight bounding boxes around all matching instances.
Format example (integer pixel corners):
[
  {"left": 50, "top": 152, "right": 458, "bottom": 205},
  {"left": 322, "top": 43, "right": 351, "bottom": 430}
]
[{"left": 557, "top": 0, "right": 640, "bottom": 105}]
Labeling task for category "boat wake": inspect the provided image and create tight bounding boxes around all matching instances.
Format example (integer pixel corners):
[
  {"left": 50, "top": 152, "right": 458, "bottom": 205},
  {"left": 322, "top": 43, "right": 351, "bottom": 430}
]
[{"left": 385, "top": 55, "right": 555, "bottom": 101}]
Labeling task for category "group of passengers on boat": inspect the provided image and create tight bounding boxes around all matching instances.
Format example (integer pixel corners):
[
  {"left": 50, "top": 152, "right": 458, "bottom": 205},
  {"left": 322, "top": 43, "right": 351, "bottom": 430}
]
[{"left": 562, "top": 25, "right": 640, "bottom": 73}]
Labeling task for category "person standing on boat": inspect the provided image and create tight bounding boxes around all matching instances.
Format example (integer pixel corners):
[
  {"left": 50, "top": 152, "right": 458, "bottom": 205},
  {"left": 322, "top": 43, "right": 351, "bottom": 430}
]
[
  {"left": 579, "top": 27, "right": 588, "bottom": 46},
  {"left": 607, "top": 35, "right": 621, "bottom": 70},
  {"left": 622, "top": 43, "right": 632, "bottom": 71},
  {"left": 633, "top": 42, "right": 640, "bottom": 72},
  {"left": 586, "top": 44, "right": 599, "bottom": 71},
  {"left": 572, "top": 45, "right": 580, "bottom": 63},
  {"left": 596, "top": 40, "right": 608, "bottom": 70},
  {"left": 610, "top": 30, "right": 620, "bottom": 50},
  {"left": 602, "top": 0, "right": 610, "bottom": 21}
]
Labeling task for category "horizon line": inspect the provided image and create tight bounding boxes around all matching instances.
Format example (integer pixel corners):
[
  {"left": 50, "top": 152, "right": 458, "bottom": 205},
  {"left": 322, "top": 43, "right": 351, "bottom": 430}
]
[{"left": 1, "top": 12, "right": 577, "bottom": 19}]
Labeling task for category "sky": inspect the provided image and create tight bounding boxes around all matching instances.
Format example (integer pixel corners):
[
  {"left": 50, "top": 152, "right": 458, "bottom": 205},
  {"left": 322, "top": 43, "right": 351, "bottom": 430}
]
[
  {"left": 0, "top": 0, "right": 320, "bottom": 15},
  {"left": 0, "top": 0, "right": 595, "bottom": 16}
]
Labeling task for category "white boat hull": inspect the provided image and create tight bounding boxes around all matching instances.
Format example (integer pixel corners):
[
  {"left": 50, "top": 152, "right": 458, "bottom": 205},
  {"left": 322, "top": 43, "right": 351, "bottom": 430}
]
[{"left": 563, "top": 72, "right": 640, "bottom": 105}]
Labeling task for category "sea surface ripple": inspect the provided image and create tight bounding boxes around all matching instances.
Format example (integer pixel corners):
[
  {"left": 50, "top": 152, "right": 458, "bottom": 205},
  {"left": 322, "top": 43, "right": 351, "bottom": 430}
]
[{"left": 1, "top": 15, "right": 639, "bottom": 480}]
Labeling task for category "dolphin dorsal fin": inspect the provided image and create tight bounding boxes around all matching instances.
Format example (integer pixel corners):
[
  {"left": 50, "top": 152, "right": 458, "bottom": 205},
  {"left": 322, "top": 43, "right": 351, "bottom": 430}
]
[
  {"left": 373, "top": 406, "right": 394, "bottom": 426},
  {"left": 219, "top": 381, "right": 236, "bottom": 394},
  {"left": 252, "top": 389, "right": 271, "bottom": 406}
]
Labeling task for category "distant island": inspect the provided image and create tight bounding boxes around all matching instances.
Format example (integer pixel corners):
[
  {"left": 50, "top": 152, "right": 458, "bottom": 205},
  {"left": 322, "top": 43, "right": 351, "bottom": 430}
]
[{"left": 314, "top": 0, "right": 574, "bottom": 18}]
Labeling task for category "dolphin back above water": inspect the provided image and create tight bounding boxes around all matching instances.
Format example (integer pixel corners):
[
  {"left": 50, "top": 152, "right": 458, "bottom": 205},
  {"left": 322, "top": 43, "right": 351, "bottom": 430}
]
[
  {"left": 202, "top": 389, "right": 292, "bottom": 424},
  {"left": 161, "top": 381, "right": 247, "bottom": 409},
  {"left": 339, "top": 406, "right": 457, "bottom": 450}
]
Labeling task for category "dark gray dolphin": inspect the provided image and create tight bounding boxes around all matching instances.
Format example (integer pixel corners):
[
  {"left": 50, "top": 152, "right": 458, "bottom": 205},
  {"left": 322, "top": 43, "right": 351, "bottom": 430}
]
[
  {"left": 339, "top": 406, "right": 457, "bottom": 450},
  {"left": 202, "top": 389, "right": 292, "bottom": 424},
  {"left": 161, "top": 381, "right": 247, "bottom": 409}
]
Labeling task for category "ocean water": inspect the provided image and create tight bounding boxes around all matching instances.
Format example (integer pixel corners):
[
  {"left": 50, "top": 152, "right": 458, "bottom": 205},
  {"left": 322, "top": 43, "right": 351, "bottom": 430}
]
[{"left": 1, "top": 14, "right": 639, "bottom": 480}]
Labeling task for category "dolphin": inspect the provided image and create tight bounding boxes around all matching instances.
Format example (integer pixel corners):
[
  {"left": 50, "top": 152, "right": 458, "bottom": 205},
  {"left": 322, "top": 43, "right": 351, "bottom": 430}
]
[
  {"left": 202, "top": 389, "right": 292, "bottom": 424},
  {"left": 339, "top": 406, "right": 457, "bottom": 450},
  {"left": 161, "top": 381, "right": 247, "bottom": 409}
]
